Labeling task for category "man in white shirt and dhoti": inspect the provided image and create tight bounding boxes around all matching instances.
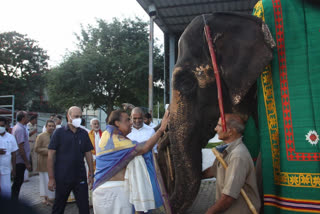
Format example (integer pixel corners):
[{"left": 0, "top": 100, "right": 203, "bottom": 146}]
[
  {"left": 92, "top": 109, "right": 169, "bottom": 214},
  {"left": 127, "top": 107, "right": 155, "bottom": 145}
]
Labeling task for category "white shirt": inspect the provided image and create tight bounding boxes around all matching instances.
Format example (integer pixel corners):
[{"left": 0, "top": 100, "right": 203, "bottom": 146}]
[
  {"left": 56, "top": 124, "right": 62, "bottom": 129},
  {"left": 127, "top": 124, "right": 155, "bottom": 143},
  {"left": 148, "top": 122, "right": 157, "bottom": 128},
  {"left": 127, "top": 124, "right": 157, "bottom": 153},
  {"left": 0, "top": 132, "right": 18, "bottom": 174},
  {"left": 42, "top": 125, "right": 46, "bottom": 133},
  {"left": 94, "top": 131, "right": 101, "bottom": 160}
]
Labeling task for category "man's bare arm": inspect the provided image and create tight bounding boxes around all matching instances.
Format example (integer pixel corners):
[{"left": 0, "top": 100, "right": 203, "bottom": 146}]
[
  {"left": 47, "top": 149, "right": 56, "bottom": 191},
  {"left": 206, "top": 194, "right": 235, "bottom": 214},
  {"left": 85, "top": 151, "right": 94, "bottom": 188},
  {"left": 85, "top": 151, "right": 94, "bottom": 176}
]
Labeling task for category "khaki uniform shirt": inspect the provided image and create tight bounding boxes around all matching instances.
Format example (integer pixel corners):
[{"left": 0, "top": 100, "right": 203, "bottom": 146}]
[
  {"left": 34, "top": 132, "right": 51, "bottom": 172},
  {"left": 212, "top": 137, "right": 261, "bottom": 214}
]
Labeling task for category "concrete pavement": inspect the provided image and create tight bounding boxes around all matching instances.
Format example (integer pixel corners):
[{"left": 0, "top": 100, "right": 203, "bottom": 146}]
[
  {"left": 19, "top": 175, "right": 93, "bottom": 214},
  {"left": 18, "top": 175, "right": 216, "bottom": 214}
]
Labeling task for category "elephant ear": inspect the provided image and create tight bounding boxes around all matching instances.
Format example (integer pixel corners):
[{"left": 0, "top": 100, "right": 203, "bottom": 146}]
[{"left": 210, "top": 13, "right": 275, "bottom": 105}]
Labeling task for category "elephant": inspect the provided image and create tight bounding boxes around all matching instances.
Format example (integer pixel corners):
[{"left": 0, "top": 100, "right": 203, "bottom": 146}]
[{"left": 157, "top": 12, "right": 275, "bottom": 214}]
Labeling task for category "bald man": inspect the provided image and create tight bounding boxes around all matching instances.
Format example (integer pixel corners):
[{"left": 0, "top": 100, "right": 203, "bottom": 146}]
[
  {"left": 127, "top": 107, "right": 156, "bottom": 150},
  {"left": 48, "top": 106, "right": 93, "bottom": 214},
  {"left": 206, "top": 114, "right": 260, "bottom": 214}
]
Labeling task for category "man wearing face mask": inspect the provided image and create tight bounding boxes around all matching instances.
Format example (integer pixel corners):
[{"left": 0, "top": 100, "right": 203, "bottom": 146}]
[
  {"left": 0, "top": 117, "right": 18, "bottom": 198},
  {"left": 47, "top": 106, "right": 94, "bottom": 214}
]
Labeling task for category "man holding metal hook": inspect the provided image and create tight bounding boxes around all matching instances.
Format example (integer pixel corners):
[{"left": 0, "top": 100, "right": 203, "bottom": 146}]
[{"left": 205, "top": 114, "right": 260, "bottom": 214}]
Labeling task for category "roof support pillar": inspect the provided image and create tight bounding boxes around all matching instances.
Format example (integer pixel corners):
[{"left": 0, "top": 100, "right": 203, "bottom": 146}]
[{"left": 148, "top": 15, "right": 154, "bottom": 116}]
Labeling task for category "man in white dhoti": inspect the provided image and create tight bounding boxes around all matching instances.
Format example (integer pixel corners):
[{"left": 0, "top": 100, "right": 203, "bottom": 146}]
[
  {"left": 0, "top": 117, "right": 18, "bottom": 198},
  {"left": 35, "top": 120, "right": 56, "bottom": 205},
  {"left": 127, "top": 108, "right": 156, "bottom": 152},
  {"left": 92, "top": 109, "right": 169, "bottom": 214}
]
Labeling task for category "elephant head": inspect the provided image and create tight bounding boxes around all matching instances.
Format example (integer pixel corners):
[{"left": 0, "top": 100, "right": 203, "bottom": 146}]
[{"left": 158, "top": 13, "right": 275, "bottom": 213}]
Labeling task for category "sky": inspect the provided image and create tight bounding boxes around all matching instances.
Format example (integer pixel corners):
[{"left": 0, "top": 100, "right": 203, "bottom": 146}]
[{"left": 0, "top": 0, "right": 163, "bottom": 67}]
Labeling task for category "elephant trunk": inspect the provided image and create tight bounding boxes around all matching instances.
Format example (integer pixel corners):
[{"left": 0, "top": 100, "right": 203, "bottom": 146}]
[{"left": 168, "top": 94, "right": 203, "bottom": 213}]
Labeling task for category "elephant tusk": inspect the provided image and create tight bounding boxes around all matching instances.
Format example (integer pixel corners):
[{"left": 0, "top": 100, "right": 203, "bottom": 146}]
[{"left": 212, "top": 148, "right": 258, "bottom": 214}]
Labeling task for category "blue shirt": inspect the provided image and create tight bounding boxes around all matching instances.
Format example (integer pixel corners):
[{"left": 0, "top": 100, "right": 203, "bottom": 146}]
[
  {"left": 12, "top": 123, "right": 30, "bottom": 164},
  {"left": 48, "top": 125, "right": 93, "bottom": 183}
]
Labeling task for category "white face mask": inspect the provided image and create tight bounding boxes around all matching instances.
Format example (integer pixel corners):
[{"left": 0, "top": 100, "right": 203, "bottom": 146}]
[
  {"left": 0, "top": 126, "right": 6, "bottom": 134},
  {"left": 71, "top": 117, "right": 82, "bottom": 128}
]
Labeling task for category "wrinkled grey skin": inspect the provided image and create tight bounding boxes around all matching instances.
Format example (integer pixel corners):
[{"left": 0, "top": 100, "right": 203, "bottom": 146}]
[{"left": 157, "top": 12, "right": 275, "bottom": 214}]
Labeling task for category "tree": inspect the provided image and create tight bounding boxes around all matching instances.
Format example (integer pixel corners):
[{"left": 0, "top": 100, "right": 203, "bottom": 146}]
[
  {"left": 47, "top": 18, "right": 163, "bottom": 115},
  {"left": 0, "top": 31, "right": 49, "bottom": 110}
]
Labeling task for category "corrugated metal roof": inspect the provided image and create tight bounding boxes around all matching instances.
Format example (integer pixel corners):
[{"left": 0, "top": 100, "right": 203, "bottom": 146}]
[{"left": 137, "top": 0, "right": 259, "bottom": 35}]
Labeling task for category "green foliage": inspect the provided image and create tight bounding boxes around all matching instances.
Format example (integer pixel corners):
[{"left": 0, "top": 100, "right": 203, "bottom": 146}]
[
  {"left": 0, "top": 31, "right": 50, "bottom": 111},
  {"left": 47, "top": 18, "right": 163, "bottom": 115}
]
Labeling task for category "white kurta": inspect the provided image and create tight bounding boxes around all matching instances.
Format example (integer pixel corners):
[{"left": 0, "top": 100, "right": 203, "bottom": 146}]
[
  {"left": 0, "top": 132, "right": 18, "bottom": 197},
  {"left": 127, "top": 124, "right": 156, "bottom": 152}
]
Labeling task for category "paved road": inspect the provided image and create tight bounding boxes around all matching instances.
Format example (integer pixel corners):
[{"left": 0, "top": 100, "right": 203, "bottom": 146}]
[
  {"left": 18, "top": 175, "right": 216, "bottom": 214},
  {"left": 186, "top": 178, "right": 216, "bottom": 214},
  {"left": 19, "top": 175, "right": 93, "bottom": 214}
]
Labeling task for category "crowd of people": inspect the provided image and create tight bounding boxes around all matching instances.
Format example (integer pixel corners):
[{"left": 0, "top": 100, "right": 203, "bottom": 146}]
[
  {"left": 0, "top": 106, "right": 261, "bottom": 214},
  {"left": 0, "top": 107, "right": 168, "bottom": 213}
]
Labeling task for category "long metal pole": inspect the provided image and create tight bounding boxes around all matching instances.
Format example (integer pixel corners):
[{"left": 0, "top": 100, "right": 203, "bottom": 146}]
[
  {"left": 148, "top": 16, "right": 154, "bottom": 116},
  {"left": 163, "top": 34, "right": 166, "bottom": 108},
  {"left": 12, "top": 95, "right": 14, "bottom": 126}
]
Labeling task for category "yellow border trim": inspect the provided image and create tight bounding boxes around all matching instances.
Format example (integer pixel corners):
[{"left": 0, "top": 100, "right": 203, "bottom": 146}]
[
  {"left": 96, "top": 144, "right": 135, "bottom": 156},
  {"left": 261, "top": 61, "right": 320, "bottom": 188},
  {"left": 253, "top": 0, "right": 320, "bottom": 189}
]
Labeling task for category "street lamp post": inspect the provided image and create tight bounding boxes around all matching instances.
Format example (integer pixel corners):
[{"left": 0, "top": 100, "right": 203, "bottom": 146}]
[{"left": 148, "top": 4, "right": 156, "bottom": 116}]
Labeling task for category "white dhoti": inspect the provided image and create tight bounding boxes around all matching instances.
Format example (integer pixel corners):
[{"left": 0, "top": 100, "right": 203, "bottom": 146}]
[
  {"left": 0, "top": 173, "right": 11, "bottom": 198},
  {"left": 24, "top": 169, "right": 29, "bottom": 181},
  {"left": 93, "top": 181, "right": 132, "bottom": 214},
  {"left": 39, "top": 172, "right": 55, "bottom": 199},
  {"left": 124, "top": 156, "right": 155, "bottom": 212}
]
